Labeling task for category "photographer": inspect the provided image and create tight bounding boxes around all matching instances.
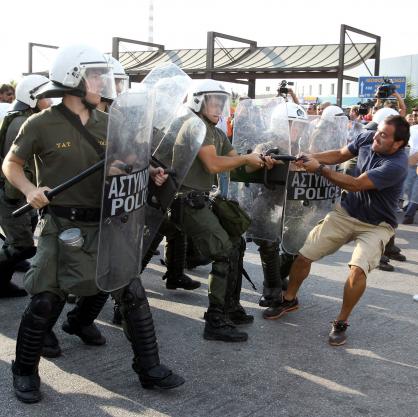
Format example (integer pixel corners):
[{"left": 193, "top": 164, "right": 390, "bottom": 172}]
[
  {"left": 375, "top": 80, "right": 406, "bottom": 117},
  {"left": 277, "top": 81, "right": 300, "bottom": 104}
]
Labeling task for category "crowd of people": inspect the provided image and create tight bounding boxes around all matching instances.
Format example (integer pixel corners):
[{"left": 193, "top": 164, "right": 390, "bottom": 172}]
[{"left": 0, "top": 43, "right": 416, "bottom": 405}]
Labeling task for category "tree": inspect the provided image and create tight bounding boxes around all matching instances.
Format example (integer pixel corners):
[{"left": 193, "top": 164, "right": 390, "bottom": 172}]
[{"left": 404, "top": 82, "right": 418, "bottom": 113}]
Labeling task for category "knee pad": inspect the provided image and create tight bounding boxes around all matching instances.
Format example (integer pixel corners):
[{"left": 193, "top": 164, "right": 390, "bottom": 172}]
[
  {"left": 122, "top": 279, "right": 147, "bottom": 308},
  {"left": 30, "top": 292, "right": 62, "bottom": 318}
]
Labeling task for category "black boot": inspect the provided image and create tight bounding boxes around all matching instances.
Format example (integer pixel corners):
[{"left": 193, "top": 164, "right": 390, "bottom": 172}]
[
  {"left": 259, "top": 286, "right": 282, "bottom": 308},
  {"left": 258, "top": 241, "right": 284, "bottom": 307},
  {"left": 119, "top": 279, "right": 184, "bottom": 389},
  {"left": 204, "top": 305, "right": 248, "bottom": 342},
  {"left": 13, "top": 292, "right": 65, "bottom": 403},
  {"left": 0, "top": 260, "right": 27, "bottom": 298},
  {"left": 141, "top": 231, "right": 164, "bottom": 273},
  {"left": 225, "top": 237, "right": 253, "bottom": 325},
  {"left": 164, "top": 232, "right": 200, "bottom": 290},
  {"left": 41, "top": 330, "right": 61, "bottom": 358},
  {"left": 62, "top": 292, "right": 109, "bottom": 345},
  {"left": 112, "top": 303, "right": 123, "bottom": 325}
]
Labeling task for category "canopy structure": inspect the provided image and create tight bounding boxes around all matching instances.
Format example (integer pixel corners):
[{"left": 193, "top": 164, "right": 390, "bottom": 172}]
[
  {"left": 28, "top": 25, "right": 380, "bottom": 106},
  {"left": 113, "top": 25, "right": 380, "bottom": 105}
]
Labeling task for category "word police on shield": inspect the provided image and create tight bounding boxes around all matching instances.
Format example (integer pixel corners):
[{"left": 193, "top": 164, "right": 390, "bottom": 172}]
[
  {"left": 103, "top": 167, "right": 149, "bottom": 217},
  {"left": 287, "top": 172, "right": 340, "bottom": 201}
]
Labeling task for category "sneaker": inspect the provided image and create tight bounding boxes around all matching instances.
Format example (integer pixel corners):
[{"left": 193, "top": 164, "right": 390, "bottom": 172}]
[
  {"left": 328, "top": 320, "right": 349, "bottom": 346},
  {"left": 263, "top": 297, "right": 298, "bottom": 320},
  {"left": 164, "top": 274, "right": 201, "bottom": 290}
]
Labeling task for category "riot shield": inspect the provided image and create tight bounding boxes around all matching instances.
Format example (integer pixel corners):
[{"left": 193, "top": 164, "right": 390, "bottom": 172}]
[
  {"left": 228, "top": 97, "right": 291, "bottom": 242},
  {"left": 142, "top": 105, "right": 206, "bottom": 254},
  {"left": 281, "top": 115, "right": 348, "bottom": 255},
  {"left": 141, "top": 63, "right": 192, "bottom": 152},
  {"left": 96, "top": 87, "right": 154, "bottom": 292}
]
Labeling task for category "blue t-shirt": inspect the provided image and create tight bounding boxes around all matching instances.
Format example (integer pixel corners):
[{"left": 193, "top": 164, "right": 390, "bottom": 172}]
[{"left": 342, "top": 130, "right": 408, "bottom": 228}]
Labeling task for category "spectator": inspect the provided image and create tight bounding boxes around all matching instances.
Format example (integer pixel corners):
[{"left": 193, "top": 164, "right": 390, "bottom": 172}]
[
  {"left": 402, "top": 125, "right": 418, "bottom": 224},
  {"left": 0, "top": 84, "right": 15, "bottom": 104},
  {"left": 317, "top": 101, "right": 331, "bottom": 115},
  {"left": 306, "top": 103, "right": 317, "bottom": 116}
]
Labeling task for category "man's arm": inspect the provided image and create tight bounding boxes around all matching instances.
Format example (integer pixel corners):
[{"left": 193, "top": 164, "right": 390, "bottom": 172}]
[
  {"left": 305, "top": 146, "right": 355, "bottom": 165},
  {"left": 2, "top": 151, "right": 50, "bottom": 208},
  {"left": 393, "top": 91, "right": 406, "bottom": 117},
  {"left": 197, "top": 145, "right": 263, "bottom": 174},
  {"left": 318, "top": 167, "right": 375, "bottom": 192},
  {"left": 301, "top": 156, "right": 376, "bottom": 192},
  {"left": 408, "top": 151, "right": 418, "bottom": 166}
]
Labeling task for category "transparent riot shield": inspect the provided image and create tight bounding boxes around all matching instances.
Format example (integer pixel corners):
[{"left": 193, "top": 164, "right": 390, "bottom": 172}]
[
  {"left": 96, "top": 87, "right": 154, "bottom": 292},
  {"left": 142, "top": 63, "right": 192, "bottom": 152},
  {"left": 281, "top": 115, "right": 348, "bottom": 255},
  {"left": 142, "top": 106, "right": 206, "bottom": 255},
  {"left": 228, "top": 97, "right": 291, "bottom": 242}
]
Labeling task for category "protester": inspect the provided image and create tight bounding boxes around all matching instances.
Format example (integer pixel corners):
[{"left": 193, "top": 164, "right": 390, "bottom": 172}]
[{"left": 264, "top": 115, "right": 409, "bottom": 346}]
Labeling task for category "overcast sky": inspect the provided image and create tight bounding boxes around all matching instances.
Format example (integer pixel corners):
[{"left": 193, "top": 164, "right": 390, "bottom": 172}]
[{"left": 1, "top": 0, "right": 417, "bottom": 82}]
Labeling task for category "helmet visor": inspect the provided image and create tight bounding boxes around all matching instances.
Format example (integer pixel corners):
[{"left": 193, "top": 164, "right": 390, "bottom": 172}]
[
  {"left": 83, "top": 65, "right": 116, "bottom": 102},
  {"left": 201, "top": 93, "right": 230, "bottom": 119}
]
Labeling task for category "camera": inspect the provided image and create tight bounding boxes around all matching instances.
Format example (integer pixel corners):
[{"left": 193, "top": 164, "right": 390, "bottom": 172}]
[
  {"left": 375, "top": 79, "right": 396, "bottom": 99},
  {"left": 357, "top": 99, "right": 374, "bottom": 116},
  {"left": 278, "top": 80, "right": 294, "bottom": 96}
]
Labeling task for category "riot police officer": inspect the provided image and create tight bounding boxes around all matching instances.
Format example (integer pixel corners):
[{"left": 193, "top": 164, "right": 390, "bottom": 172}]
[
  {"left": 0, "top": 74, "right": 52, "bottom": 296},
  {"left": 177, "top": 80, "right": 263, "bottom": 342},
  {"left": 3, "top": 43, "right": 184, "bottom": 403}
]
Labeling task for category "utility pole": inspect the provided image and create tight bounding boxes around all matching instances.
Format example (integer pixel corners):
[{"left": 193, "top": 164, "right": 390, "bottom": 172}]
[{"left": 148, "top": 0, "right": 154, "bottom": 49}]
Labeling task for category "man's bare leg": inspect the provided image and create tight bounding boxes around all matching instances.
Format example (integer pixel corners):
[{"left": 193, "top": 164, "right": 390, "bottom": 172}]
[
  {"left": 284, "top": 254, "right": 313, "bottom": 300},
  {"left": 329, "top": 265, "right": 366, "bottom": 346},
  {"left": 336, "top": 266, "right": 366, "bottom": 321},
  {"left": 263, "top": 254, "right": 312, "bottom": 319}
]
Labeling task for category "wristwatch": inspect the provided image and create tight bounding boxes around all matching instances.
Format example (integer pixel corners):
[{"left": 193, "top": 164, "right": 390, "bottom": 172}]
[{"left": 315, "top": 164, "right": 326, "bottom": 176}]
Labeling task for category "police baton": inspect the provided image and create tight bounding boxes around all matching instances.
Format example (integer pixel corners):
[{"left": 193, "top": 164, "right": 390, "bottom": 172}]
[{"left": 12, "top": 159, "right": 105, "bottom": 217}]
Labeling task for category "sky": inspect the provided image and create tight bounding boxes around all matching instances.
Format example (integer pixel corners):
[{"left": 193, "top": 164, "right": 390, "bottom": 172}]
[{"left": 1, "top": 0, "right": 418, "bottom": 83}]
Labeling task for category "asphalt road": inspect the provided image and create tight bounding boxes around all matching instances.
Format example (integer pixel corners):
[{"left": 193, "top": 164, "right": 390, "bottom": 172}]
[{"left": 0, "top": 220, "right": 417, "bottom": 417}]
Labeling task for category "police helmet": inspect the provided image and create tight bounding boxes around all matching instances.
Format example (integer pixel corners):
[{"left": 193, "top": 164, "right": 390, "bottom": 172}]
[
  {"left": 186, "top": 79, "right": 230, "bottom": 117},
  {"left": 11, "top": 74, "right": 49, "bottom": 111},
  {"left": 105, "top": 55, "right": 129, "bottom": 95},
  {"left": 372, "top": 107, "right": 399, "bottom": 124},
  {"left": 35, "top": 44, "right": 116, "bottom": 101},
  {"left": 321, "top": 105, "right": 345, "bottom": 118}
]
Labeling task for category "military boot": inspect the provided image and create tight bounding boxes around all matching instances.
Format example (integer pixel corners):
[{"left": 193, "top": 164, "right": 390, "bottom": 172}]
[
  {"left": 13, "top": 292, "right": 65, "bottom": 403},
  {"left": 119, "top": 279, "right": 185, "bottom": 390},
  {"left": 164, "top": 232, "right": 200, "bottom": 290},
  {"left": 258, "top": 241, "right": 283, "bottom": 307},
  {"left": 41, "top": 330, "right": 61, "bottom": 358},
  {"left": 203, "top": 305, "right": 248, "bottom": 342},
  {"left": 62, "top": 292, "right": 109, "bottom": 345},
  {"left": 259, "top": 286, "right": 282, "bottom": 308}
]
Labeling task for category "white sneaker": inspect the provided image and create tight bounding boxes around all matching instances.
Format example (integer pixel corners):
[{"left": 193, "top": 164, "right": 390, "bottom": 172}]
[{"left": 413, "top": 294, "right": 418, "bottom": 302}]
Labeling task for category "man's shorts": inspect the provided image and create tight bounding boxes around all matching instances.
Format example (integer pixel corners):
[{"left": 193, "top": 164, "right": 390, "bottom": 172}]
[{"left": 299, "top": 205, "right": 394, "bottom": 276}]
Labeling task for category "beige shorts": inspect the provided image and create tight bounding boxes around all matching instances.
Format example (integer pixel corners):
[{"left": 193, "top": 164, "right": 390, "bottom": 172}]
[{"left": 299, "top": 205, "right": 394, "bottom": 276}]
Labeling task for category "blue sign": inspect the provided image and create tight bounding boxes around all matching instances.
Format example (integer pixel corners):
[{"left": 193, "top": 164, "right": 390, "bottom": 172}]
[{"left": 358, "top": 76, "right": 406, "bottom": 99}]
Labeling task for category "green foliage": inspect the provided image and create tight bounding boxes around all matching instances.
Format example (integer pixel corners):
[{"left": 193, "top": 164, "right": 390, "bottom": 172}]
[{"left": 404, "top": 82, "right": 418, "bottom": 113}]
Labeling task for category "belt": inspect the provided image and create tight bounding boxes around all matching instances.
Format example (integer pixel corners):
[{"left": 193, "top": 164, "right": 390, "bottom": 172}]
[
  {"left": 179, "top": 191, "right": 210, "bottom": 199},
  {"left": 48, "top": 206, "right": 101, "bottom": 222}
]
